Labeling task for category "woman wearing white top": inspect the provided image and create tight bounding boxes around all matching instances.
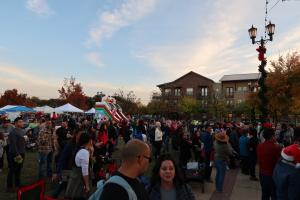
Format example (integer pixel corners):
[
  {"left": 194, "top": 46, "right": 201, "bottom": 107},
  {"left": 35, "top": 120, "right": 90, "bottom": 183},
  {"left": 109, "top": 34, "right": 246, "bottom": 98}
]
[
  {"left": 154, "top": 121, "right": 163, "bottom": 159},
  {"left": 65, "top": 132, "right": 92, "bottom": 200}
]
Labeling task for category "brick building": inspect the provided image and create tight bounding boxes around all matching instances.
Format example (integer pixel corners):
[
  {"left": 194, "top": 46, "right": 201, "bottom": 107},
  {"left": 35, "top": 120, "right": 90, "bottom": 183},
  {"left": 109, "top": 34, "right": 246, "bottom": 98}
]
[
  {"left": 157, "top": 71, "right": 215, "bottom": 105},
  {"left": 220, "top": 73, "right": 260, "bottom": 106}
]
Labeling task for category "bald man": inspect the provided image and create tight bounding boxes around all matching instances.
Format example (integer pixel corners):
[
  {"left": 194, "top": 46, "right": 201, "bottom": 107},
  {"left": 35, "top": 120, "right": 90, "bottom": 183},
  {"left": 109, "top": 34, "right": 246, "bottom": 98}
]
[{"left": 100, "top": 139, "right": 151, "bottom": 200}]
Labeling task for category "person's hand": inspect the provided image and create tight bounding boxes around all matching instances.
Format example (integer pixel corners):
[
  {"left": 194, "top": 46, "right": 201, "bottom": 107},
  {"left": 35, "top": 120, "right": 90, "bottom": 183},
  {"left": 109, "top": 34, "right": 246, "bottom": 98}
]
[
  {"left": 95, "top": 142, "right": 103, "bottom": 148},
  {"left": 52, "top": 173, "right": 58, "bottom": 181},
  {"left": 84, "top": 186, "right": 90, "bottom": 193}
]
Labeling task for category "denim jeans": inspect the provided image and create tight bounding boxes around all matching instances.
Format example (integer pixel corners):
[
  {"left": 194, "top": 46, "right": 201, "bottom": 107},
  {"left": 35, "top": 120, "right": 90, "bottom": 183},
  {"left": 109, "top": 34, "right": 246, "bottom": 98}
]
[
  {"left": 215, "top": 159, "right": 227, "bottom": 192},
  {"left": 38, "top": 152, "right": 53, "bottom": 179},
  {"left": 259, "top": 173, "right": 277, "bottom": 200}
]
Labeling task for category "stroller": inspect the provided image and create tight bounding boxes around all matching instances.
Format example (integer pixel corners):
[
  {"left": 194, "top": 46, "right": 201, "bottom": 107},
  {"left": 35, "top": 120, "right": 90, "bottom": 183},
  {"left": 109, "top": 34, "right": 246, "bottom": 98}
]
[{"left": 182, "top": 161, "right": 205, "bottom": 193}]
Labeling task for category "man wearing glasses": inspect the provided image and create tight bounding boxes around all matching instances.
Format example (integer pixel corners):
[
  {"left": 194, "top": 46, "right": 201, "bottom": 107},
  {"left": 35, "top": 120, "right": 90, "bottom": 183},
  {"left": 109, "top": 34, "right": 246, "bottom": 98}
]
[{"left": 100, "top": 139, "right": 151, "bottom": 200}]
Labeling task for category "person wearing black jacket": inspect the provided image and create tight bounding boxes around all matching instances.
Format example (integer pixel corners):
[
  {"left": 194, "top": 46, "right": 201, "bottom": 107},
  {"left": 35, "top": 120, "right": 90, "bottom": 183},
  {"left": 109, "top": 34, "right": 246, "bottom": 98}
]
[
  {"left": 248, "top": 128, "right": 259, "bottom": 181},
  {"left": 51, "top": 130, "right": 80, "bottom": 198},
  {"left": 6, "top": 117, "right": 25, "bottom": 192}
]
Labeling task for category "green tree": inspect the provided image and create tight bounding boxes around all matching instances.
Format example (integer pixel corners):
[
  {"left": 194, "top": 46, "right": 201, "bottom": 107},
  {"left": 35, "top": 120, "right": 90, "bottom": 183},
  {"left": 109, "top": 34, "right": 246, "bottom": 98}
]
[
  {"left": 178, "top": 96, "right": 200, "bottom": 118},
  {"left": 113, "top": 90, "right": 139, "bottom": 115}
]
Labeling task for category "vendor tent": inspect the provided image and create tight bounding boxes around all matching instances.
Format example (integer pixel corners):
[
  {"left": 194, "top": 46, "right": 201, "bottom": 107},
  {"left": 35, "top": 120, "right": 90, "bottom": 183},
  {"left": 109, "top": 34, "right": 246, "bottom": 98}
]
[
  {"left": 85, "top": 108, "right": 95, "bottom": 114},
  {"left": 55, "top": 103, "right": 83, "bottom": 113},
  {"left": 0, "top": 105, "right": 18, "bottom": 110},
  {"left": 34, "top": 105, "right": 61, "bottom": 114},
  {"left": 3, "top": 106, "right": 35, "bottom": 112}
]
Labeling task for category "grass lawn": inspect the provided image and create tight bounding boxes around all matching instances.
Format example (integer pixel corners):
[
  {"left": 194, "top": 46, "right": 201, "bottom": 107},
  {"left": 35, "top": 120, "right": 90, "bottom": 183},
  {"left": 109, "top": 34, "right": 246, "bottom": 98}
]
[
  {"left": 0, "top": 149, "right": 56, "bottom": 200},
  {"left": 0, "top": 139, "right": 171, "bottom": 200}
]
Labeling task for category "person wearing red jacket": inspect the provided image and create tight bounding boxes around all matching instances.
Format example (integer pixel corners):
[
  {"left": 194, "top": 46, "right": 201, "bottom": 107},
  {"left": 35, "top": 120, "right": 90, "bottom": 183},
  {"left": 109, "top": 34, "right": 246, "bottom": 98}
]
[{"left": 257, "top": 128, "right": 281, "bottom": 200}]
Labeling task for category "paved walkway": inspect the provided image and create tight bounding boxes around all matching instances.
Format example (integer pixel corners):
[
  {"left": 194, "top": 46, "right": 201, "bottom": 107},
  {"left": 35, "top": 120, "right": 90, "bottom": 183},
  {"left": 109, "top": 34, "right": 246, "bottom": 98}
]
[{"left": 191, "top": 168, "right": 261, "bottom": 200}]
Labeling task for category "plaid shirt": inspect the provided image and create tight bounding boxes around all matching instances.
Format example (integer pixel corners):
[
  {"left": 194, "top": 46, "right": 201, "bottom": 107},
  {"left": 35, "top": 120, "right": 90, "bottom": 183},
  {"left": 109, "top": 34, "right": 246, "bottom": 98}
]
[{"left": 37, "top": 127, "right": 54, "bottom": 154}]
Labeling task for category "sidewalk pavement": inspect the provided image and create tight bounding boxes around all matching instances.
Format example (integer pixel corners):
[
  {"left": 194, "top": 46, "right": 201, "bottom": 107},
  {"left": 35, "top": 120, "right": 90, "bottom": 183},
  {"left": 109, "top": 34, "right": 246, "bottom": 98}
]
[{"left": 191, "top": 168, "right": 261, "bottom": 200}]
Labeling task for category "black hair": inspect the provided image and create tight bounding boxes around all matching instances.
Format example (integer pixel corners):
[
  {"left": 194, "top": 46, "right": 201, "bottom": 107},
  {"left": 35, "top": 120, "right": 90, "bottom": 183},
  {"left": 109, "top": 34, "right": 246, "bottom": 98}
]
[
  {"left": 249, "top": 128, "right": 257, "bottom": 137},
  {"left": 77, "top": 132, "right": 90, "bottom": 147},
  {"left": 293, "top": 127, "right": 300, "bottom": 142},
  {"left": 14, "top": 117, "right": 23, "bottom": 123},
  {"left": 150, "top": 154, "right": 183, "bottom": 189},
  {"left": 72, "top": 132, "right": 91, "bottom": 166},
  {"left": 263, "top": 128, "right": 275, "bottom": 140},
  {"left": 281, "top": 123, "right": 287, "bottom": 130},
  {"left": 99, "top": 122, "right": 107, "bottom": 133}
]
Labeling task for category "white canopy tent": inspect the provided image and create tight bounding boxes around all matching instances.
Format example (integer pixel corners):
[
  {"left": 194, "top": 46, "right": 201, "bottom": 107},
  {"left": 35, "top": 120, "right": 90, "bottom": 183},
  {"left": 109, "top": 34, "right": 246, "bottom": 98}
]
[
  {"left": 85, "top": 108, "right": 95, "bottom": 114},
  {"left": 34, "top": 105, "right": 63, "bottom": 114},
  {"left": 55, "top": 103, "right": 84, "bottom": 113}
]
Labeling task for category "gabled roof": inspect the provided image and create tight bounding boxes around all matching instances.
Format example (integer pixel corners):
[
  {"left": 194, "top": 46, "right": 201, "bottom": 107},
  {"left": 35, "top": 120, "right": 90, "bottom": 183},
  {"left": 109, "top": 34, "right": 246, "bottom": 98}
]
[
  {"left": 157, "top": 71, "right": 214, "bottom": 87},
  {"left": 219, "top": 73, "right": 260, "bottom": 82}
]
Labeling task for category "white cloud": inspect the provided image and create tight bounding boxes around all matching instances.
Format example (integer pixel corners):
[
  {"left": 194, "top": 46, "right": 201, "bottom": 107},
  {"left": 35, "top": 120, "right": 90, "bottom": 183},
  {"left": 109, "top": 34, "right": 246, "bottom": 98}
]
[
  {"left": 86, "top": 52, "right": 104, "bottom": 68},
  {"left": 26, "top": 0, "right": 54, "bottom": 16},
  {"left": 132, "top": 0, "right": 283, "bottom": 82},
  {"left": 0, "top": 63, "right": 153, "bottom": 104},
  {"left": 0, "top": 63, "right": 59, "bottom": 99},
  {"left": 86, "top": 0, "right": 157, "bottom": 47}
]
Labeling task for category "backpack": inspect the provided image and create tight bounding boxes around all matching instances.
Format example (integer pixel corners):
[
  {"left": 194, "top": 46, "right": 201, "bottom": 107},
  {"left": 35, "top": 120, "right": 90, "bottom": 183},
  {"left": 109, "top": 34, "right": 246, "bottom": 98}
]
[{"left": 88, "top": 175, "right": 137, "bottom": 200}]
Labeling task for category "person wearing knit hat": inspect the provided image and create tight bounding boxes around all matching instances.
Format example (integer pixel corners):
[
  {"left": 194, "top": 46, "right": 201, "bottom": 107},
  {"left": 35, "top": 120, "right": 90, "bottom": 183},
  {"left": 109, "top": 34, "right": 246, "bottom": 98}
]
[
  {"left": 273, "top": 127, "right": 300, "bottom": 200},
  {"left": 280, "top": 144, "right": 300, "bottom": 168}
]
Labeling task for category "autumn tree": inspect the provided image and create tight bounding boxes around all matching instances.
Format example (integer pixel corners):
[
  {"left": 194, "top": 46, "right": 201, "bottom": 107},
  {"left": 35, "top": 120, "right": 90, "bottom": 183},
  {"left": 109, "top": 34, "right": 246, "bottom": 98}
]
[
  {"left": 58, "top": 76, "right": 88, "bottom": 110},
  {"left": 0, "top": 89, "right": 37, "bottom": 107},
  {"left": 267, "top": 52, "right": 300, "bottom": 121}
]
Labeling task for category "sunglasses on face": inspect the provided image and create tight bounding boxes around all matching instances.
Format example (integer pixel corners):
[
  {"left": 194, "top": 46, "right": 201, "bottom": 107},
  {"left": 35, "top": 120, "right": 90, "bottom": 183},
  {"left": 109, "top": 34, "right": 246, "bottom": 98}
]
[{"left": 137, "top": 155, "right": 152, "bottom": 163}]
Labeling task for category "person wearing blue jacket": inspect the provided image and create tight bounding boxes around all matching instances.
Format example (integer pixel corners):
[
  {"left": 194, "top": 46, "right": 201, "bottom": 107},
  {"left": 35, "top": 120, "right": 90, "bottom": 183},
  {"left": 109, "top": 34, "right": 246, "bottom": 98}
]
[
  {"left": 239, "top": 129, "right": 249, "bottom": 175},
  {"left": 201, "top": 125, "right": 214, "bottom": 182},
  {"left": 273, "top": 127, "right": 300, "bottom": 200}
]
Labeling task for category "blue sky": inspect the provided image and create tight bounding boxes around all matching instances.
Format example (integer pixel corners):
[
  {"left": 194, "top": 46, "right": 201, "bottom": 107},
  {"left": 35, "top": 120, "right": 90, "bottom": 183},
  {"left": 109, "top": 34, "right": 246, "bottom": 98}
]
[{"left": 0, "top": 0, "right": 300, "bottom": 104}]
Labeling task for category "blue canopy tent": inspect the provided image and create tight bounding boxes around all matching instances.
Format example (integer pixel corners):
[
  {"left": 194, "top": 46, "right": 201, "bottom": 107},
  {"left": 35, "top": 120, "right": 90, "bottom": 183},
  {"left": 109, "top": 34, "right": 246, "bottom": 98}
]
[
  {"left": 0, "top": 110, "right": 6, "bottom": 114},
  {"left": 3, "top": 106, "right": 35, "bottom": 112}
]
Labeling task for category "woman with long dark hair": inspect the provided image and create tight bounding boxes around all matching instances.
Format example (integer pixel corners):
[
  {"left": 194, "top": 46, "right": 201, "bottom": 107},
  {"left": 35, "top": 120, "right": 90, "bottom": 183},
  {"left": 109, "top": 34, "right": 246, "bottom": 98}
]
[
  {"left": 148, "top": 154, "right": 195, "bottom": 200},
  {"left": 65, "top": 132, "right": 92, "bottom": 200}
]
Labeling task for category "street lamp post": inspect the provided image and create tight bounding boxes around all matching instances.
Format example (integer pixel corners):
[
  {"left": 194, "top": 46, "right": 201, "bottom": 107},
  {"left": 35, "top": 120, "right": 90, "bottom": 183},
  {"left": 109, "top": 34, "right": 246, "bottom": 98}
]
[{"left": 248, "top": 21, "right": 275, "bottom": 123}]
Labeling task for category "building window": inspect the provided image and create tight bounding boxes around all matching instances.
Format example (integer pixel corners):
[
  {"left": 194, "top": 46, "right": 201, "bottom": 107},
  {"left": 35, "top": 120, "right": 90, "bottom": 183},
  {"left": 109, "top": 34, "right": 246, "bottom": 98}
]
[
  {"left": 201, "top": 87, "right": 208, "bottom": 97},
  {"left": 174, "top": 88, "right": 181, "bottom": 96},
  {"left": 164, "top": 88, "right": 171, "bottom": 95},
  {"left": 186, "top": 88, "right": 193, "bottom": 96},
  {"left": 226, "top": 100, "right": 233, "bottom": 105},
  {"left": 226, "top": 87, "right": 234, "bottom": 97},
  {"left": 238, "top": 86, "right": 248, "bottom": 92},
  {"left": 237, "top": 99, "right": 243, "bottom": 104}
]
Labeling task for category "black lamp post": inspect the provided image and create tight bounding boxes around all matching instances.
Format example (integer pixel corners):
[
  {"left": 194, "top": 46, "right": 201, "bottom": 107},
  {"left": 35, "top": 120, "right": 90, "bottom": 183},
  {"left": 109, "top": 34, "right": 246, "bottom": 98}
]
[{"left": 248, "top": 21, "right": 275, "bottom": 123}]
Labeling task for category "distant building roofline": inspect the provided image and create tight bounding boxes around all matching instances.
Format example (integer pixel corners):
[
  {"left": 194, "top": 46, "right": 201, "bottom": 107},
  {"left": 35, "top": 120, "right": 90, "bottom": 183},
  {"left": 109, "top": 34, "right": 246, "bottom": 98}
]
[
  {"left": 220, "top": 73, "right": 260, "bottom": 82},
  {"left": 157, "top": 71, "right": 214, "bottom": 87}
]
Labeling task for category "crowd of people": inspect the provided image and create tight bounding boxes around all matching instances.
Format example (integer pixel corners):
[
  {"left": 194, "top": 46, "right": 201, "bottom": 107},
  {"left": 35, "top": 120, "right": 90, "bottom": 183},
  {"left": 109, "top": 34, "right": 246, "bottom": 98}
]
[{"left": 0, "top": 113, "right": 300, "bottom": 200}]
